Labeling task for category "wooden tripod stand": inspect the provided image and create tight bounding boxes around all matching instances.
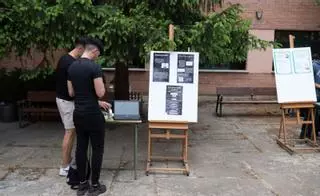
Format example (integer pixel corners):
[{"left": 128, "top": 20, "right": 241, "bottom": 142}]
[
  {"left": 146, "top": 121, "right": 190, "bottom": 176},
  {"left": 277, "top": 102, "right": 320, "bottom": 154}
]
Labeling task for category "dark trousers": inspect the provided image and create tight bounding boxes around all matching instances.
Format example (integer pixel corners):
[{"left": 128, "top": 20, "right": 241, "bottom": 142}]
[{"left": 74, "top": 112, "right": 105, "bottom": 184}]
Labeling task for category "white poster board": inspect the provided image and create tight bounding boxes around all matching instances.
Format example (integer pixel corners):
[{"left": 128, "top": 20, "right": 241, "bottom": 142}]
[
  {"left": 148, "top": 51, "right": 199, "bottom": 123},
  {"left": 273, "top": 47, "right": 316, "bottom": 103}
]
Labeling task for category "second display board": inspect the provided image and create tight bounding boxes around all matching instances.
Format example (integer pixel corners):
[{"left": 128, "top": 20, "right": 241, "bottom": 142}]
[
  {"left": 273, "top": 47, "right": 316, "bottom": 103},
  {"left": 148, "top": 51, "right": 199, "bottom": 123}
]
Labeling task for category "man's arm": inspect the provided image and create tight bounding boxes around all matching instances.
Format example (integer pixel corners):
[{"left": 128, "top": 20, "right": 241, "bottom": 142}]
[
  {"left": 67, "top": 80, "right": 74, "bottom": 97},
  {"left": 92, "top": 63, "right": 105, "bottom": 98},
  {"left": 94, "top": 78, "right": 105, "bottom": 98},
  {"left": 315, "top": 83, "right": 320, "bottom": 89},
  {"left": 92, "top": 63, "right": 110, "bottom": 109}
]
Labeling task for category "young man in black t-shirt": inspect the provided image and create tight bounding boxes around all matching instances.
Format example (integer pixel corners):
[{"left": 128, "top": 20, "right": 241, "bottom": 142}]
[
  {"left": 67, "top": 38, "right": 110, "bottom": 196},
  {"left": 56, "top": 37, "right": 86, "bottom": 176}
]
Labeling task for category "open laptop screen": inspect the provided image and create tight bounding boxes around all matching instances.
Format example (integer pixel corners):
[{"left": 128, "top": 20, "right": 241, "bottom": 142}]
[{"left": 114, "top": 101, "right": 139, "bottom": 115}]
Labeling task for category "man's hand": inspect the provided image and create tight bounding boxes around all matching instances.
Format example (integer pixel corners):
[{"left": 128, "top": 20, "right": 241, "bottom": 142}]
[{"left": 98, "top": 101, "right": 111, "bottom": 110}]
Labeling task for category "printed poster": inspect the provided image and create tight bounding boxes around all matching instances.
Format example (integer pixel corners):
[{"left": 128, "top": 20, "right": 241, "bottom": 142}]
[
  {"left": 273, "top": 50, "right": 292, "bottom": 74},
  {"left": 177, "top": 54, "right": 194, "bottom": 83},
  {"left": 153, "top": 53, "right": 170, "bottom": 82},
  {"left": 292, "top": 49, "right": 312, "bottom": 74},
  {"left": 165, "top": 85, "right": 183, "bottom": 115}
]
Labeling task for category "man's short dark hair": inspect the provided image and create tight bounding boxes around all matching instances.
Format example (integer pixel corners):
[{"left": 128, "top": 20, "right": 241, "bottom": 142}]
[
  {"left": 75, "top": 37, "right": 87, "bottom": 47},
  {"left": 85, "top": 37, "right": 104, "bottom": 54}
]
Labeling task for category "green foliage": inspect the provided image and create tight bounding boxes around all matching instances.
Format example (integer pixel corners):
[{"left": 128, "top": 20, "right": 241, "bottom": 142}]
[
  {"left": 186, "top": 4, "right": 273, "bottom": 65},
  {"left": 0, "top": 0, "right": 108, "bottom": 79},
  {"left": 19, "top": 66, "right": 55, "bottom": 81},
  {"left": 0, "top": 0, "right": 274, "bottom": 69},
  {"left": 92, "top": 2, "right": 174, "bottom": 65},
  {"left": 0, "top": 0, "right": 279, "bottom": 100},
  {"left": 0, "top": 0, "right": 104, "bottom": 59}
]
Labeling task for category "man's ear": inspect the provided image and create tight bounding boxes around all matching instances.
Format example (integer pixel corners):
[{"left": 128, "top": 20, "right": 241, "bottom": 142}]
[{"left": 94, "top": 48, "right": 100, "bottom": 56}]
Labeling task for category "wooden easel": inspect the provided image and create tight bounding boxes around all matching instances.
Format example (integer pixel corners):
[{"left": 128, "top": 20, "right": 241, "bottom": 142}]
[
  {"left": 276, "top": 35, "right": 320, "bottom": 154},
  {"left": 277, "top": 102, "right": 320, "bottom": 154},
  {"left": 145, "top": 121, "right": 190, "bottom": 176},
  {"left": 145, "top": 24, "right": 191, "bottom": 175}
]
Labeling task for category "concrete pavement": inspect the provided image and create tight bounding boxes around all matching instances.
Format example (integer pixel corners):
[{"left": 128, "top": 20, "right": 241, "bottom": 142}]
[{"left": 0, "top": 97, "right": 320, "bottom": 196}]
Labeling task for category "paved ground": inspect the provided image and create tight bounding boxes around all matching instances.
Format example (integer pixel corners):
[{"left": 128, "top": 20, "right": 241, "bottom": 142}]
[{"left": 1, "top": 97, "right": 320, "bottom": 196}]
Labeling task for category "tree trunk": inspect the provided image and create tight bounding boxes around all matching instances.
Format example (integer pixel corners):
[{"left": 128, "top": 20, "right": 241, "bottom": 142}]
[
  {"left": 37, "top": 49, "right": 50, "bottom": 68},
  {"left": 114, "top": 61, "right": 129, "bottom": 100}
]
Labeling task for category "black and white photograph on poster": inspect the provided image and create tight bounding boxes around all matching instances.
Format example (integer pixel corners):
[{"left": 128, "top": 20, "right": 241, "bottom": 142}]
[
  {"left": 177, "top": 54, "right": 194, "bottom": 83},
  {"left": 153, "top": 53, "right": 170, "bottom": 82},
  {"left": 165, "top": 85, "right": 183, "bottom": 115}
]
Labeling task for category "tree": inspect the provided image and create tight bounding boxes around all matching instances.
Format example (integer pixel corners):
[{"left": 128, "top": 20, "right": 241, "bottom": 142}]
[
  {"left": 0, "top": 0, "right": 112, "bottom": 82},
  {"left": 92, "top": 2, "right": 174, "bottom": 99},
  {"left": 95, "top": 1, "right": 272, "bottom": 99},
  {"left": 0, "top": 0, "right": 107, "bottom": 67},
  {"left": 0, "top": 0, "right": 272, "bottom": 99}
]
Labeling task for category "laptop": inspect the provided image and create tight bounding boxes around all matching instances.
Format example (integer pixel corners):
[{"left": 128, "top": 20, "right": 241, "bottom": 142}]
[{"left": 113, "top": 100, "right": 140, "bottom": 120}]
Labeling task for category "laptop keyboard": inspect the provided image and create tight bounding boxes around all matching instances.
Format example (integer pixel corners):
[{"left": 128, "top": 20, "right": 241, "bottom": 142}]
[{"left": 113, "top": 115, "right": 140, "bottom": 120}]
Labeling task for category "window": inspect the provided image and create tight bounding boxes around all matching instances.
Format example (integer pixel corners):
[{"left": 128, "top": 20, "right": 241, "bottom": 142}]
[
  {"left": 200, "top": 61, "right": 246, "bottom": 70},
  {"left": 92, "top": 0, "right": 106, "bottom": 5},
  {"left": 273, "top": 30, "right": 320, "bottom": 71},
  {"left": 275, "top": 30, "right": 320, "bottom": 53}
]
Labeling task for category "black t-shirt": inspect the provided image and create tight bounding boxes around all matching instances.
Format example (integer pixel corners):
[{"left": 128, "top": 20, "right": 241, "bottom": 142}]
[
  {"left": 56, "top": 54, "right": 76, "bottom": 101},
  {"left": 68, "top": 58, "right": 103, "bottom": 115}
]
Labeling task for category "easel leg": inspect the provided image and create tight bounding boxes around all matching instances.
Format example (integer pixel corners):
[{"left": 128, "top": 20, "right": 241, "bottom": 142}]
[
  {"left": 279, "top": 115, "right": 283, "bottom": 139},
  {"left": 303, "top": 109, "right": 311, "bottom": 139},
  {"left": 134, "top": 124, "right": 138, "bottom": 180},
  {"left": 184, "top": 129, "right": 188, "bottom": 161},
  {"left": 146, "top": 127, "right": 151, "bottom": 176},
  {"left": 183, "top": 129, "right": 189, "bottom": 176},
  {"left": 150, "top": 133, "right": 153, "bottom": 164},
  {"left": 181, "top": 137, "right": 184, "bottom": 162},
  {"left": 311, "top": 108, "right": 317, "bottom": 145},
  {"left": 282, "top": 109, "right": 287, "bottom": 144}
]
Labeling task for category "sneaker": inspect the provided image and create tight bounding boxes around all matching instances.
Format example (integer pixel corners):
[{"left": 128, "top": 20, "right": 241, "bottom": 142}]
[
  {"left": 77, "top": 181, "right": 90, "bottom": 196},
  {"left": 59, "top": 165, "right": 70, "bottom": 176},
  {"left": 88, "top": 182, "right": 107, "bottom": 196}
]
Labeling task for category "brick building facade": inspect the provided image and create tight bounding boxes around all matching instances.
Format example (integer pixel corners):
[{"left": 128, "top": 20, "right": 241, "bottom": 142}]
[{"left": 1, "top": 0, "right": 320, "bottom": 95}]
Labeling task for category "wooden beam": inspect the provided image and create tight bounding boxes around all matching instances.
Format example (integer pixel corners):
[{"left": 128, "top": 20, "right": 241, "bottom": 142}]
[
  {"left": 289, "top": 34, "right": 295, "bottom": 48},
  {"left": 169, "top": 24, "right": 174, "bottom": 41}
]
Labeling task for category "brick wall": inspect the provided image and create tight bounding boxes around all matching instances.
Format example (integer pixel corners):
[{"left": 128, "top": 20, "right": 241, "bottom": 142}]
[
  {"left": 103, "top": 71, "right": 276, "bottom": 95},
  {"left": 226, "top": 0, "right": 320, "bottom": 30},
  {"left": 2, "top": 51, "right": 277, "bottom": 95},
  {"left": 0, "top": 49, "right": 65, "bottom": 70}
]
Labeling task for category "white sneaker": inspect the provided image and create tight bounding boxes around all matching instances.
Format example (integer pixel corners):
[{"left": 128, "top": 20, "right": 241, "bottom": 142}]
[{"left": 59, "top": 165, "right": 70, "bottom": 176}]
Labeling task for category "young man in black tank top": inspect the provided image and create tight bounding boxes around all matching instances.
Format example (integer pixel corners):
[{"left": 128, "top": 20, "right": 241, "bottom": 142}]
[{"left": 67, "top": 38, "right": 110, "bottom": 196}]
